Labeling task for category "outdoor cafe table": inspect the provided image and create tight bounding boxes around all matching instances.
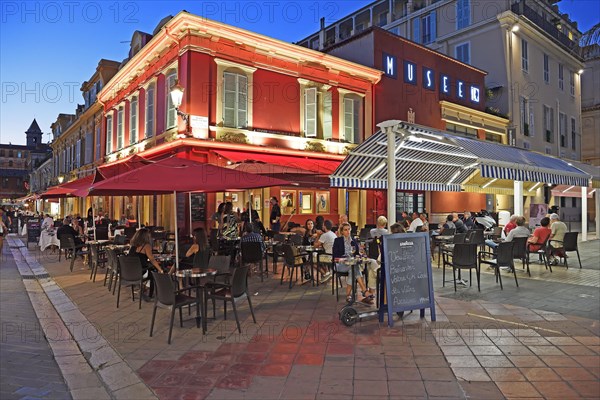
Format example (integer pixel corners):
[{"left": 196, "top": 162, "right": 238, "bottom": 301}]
[
  {"left": 296, "top": 245, "right": 326, "bottom": 286},
  {"left": 434, "top": 235, "right": 455, "bottom": 268},
  {"left": 39, "top": 231, "right": 60, "bottom": 251},
  {"left": 174, "top": 268, "right": 217, "bottom": 333}
]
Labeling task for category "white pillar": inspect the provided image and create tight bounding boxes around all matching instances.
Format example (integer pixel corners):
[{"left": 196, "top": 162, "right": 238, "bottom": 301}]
[
  {"left": 513, "top": 181, "right": 523, "bottom": 216},
  {"left": 581, "top": 187, "right": 588, "bottom": 241},
  {"left": 595, "top": 190, "right": 600, "bottom": 240},
  {"left": 387, "top": 127, "right": 396, "bottom": 224}
]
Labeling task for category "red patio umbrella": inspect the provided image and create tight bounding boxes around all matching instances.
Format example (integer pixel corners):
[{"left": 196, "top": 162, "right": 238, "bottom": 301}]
[{"left": 75, "top": 156, "right": 290, "bottom": 269}]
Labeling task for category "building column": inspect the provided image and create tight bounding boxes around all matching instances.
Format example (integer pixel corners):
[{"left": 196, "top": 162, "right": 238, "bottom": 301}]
[
  {"left": 594, "top": 189, "right": 600, "bottom": 239},
  {"left": 513, "top": 181, "right": 523, "bottom": 216},
  {"left": 581, "top": 187, "right": 588, "bottom": 241},
  {"left": 387, "top": 126, "right": 396, "bottom": 224}
]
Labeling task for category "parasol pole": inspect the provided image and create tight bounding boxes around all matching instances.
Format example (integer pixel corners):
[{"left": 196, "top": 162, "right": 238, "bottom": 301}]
[
  {"left": 137, "top": 195, "right": 141, "bottom": 228},
  {"left": 189, "top": 192, "right": 193, "bottom": 237},
  {"left": 92, "top": 200, "right": 96, "bottom": 241},
  {"left": 173, "top": 191, "right": 179, "bottom": 271}
]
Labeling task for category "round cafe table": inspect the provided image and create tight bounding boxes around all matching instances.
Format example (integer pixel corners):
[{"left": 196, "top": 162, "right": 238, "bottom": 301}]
[{"left": 174, "top": 268, "right": 217, "bottom": 333}]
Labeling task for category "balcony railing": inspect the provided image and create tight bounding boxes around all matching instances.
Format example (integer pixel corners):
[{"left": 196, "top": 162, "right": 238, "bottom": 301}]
[{"left": 511, "top": 0, "right": 577, "bottom": 53}]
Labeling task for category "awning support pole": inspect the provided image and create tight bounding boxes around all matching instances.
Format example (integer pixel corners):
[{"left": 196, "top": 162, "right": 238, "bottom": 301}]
[
  {"left": 513, "top": 181, "right": 523, "bottom": 216},
  {"left": 581, "top": 186, "right": 587, "bottom": 241},
  {"left": 173, "top": 191, "right": 180, "bottom": 271},
  {"left": 386, "top": 126, "right": 396, "bottom": 224},
  {"left": 596, "top": 190, "right": 600, "bottom": 240}
]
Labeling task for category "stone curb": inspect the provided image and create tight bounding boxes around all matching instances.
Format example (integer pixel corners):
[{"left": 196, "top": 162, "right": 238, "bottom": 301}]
[{"left": 7, "top": 236, "right": 158, "bottom": 400}]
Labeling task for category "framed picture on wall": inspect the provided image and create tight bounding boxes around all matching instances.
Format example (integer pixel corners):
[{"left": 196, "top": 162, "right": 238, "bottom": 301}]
[
  {"left": 253, "top": 195, "right": 261, "bottom": 211},
  {"left": 316, "top": 192, "right": 329, "bottom": 214},
  {"left": 280, "top": 190, "right": 296, "bottom": 215},
  {"left": 300, "top": 192, "right": 313, "bottom": 214},
  {"left": 231, "top": 193, "right": 239, "bottom": 202}
]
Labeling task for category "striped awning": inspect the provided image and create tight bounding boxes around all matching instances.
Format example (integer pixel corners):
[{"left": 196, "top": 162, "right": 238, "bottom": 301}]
[
  {"left": 330, "top": 121, "right": 591, "bottom": 190},
  {"left": 565, "top": 160, "right": 600, "bottom": 189}
]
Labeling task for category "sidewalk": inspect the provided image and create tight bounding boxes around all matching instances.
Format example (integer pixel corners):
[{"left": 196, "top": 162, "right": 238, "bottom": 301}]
[
  {"left": 3, "top": 235, "right": 599, "bottom": 399},
  {"left": 0, "top": 240, "right": 71, "bottom": 399}
]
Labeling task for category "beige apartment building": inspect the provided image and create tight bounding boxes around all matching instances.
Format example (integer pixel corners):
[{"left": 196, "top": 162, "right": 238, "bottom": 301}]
[
  {"left": 581, "top": 44, "right": 600, "bottom": 166},
  {"left": 299, "top": 0, "right": 585, "bottom": 159}
]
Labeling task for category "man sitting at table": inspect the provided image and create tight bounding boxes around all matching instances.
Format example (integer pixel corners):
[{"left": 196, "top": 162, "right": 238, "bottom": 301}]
[
  {"left": 240, "top": 223, "right": 265, "bottom": 252},
  {"left": 314, "top": 220, "right": 336, "bottom": 283},
  {"left": 453, "top": 212, "right": 468, "bottom": 234},
  {"left": 484, "top": 215, "right": 530, "bottom": 251},
  {"left": 367, "top": 216, "right": 389, "bottom": 295},
  {"left": 527, "top": 216, "right": 551, "bottom": 254},
  {"left": 408, "top": 212, "right": 424, "bottom": 232},
  {"left": 57, "top": 217, "right": 85, "bottom": 248}
]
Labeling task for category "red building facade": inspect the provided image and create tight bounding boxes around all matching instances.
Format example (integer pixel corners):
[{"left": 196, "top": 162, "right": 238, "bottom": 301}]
[{"left": 97, "top": 12, "right": 381, "bottom": 232}]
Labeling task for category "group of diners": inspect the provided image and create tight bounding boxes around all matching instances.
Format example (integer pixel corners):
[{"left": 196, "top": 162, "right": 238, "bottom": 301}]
[{"left": 483, "top": 213, "right": 568, "bottom": 265}]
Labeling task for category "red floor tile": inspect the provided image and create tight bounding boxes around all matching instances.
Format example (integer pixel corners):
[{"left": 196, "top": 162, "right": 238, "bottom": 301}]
[
  {"left": 201, "top": 362, "right": 230, "bottom": 373},
  {"left": 229, "top": 363, "right": 262, "bottom": 375},
  {"left": 215, "top": 373, "right": 253, "bottom": 389},
  {"left": 170, "top": 361, "right": 206, "bottom": 374},
  {"left": 272, "top": 342, "right": 301, "bottom": 353},
  {"left": 519, "top": 367, "right": 561, "bottom": 381},
  {"left": 153, "top": 387, "right": 182, "bottom": 400},
  {"left": 553, "top": 367, "right": 597, "bottom": 381},
  {"left": 245, "top": 341, "right": 272, "bottom": 353},
  {"left": 183, "top": 374, "right": 219, "bottom": 387},
  {"left": 495, "top": 381, "right": 541, "bottom": 398},
  {"left": 179, "top": 389, "right": 211, "bottom": 400},
  {"left": 257, "top": 363, "right": 292, "bottom": 376},
  {"left": 178, "top": 351, "right": 210, "bottom": 363},
  {"left": 152, "top": 372, "right": 189, "bottom": 387},
  {"left": 267, "top": 352, "right": 296, "bottom": 363},
  {"left": 569, "top": 380, "right": 600, "bottom": 398},
  {"left": 215, "top": 343, "right": 247, "bottom": 354},
  {"left": 531, "top": 381, "right": 580, "bottom": 399},
  {"left": 236, "top": 352, "right": 268, "bottom": 364},
  {"left": 294, "top": 353, "right": 324, "bottom": 365},
  {"left": 300, "top": 343, "right": 327, "bottom": 354}
]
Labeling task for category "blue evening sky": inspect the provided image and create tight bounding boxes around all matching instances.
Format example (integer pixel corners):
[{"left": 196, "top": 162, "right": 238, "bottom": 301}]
[{"left": 1, "top": 0, "right": 598, "bottom": 145}]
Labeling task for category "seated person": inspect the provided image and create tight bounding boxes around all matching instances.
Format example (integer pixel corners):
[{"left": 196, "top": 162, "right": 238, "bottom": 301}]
[
  {"left": 408, "top": 212, "right": 424, "bottom": 232},
  {"left": 390, "top": 223, "right": 405, "bottom": 234},
  {"left": 453, "top": 212, "right": 468, "bottom": 234},
  {"left": 57, "top": 217, "right": 85, "bottom": 247},
  {"left": 240, "top": 223, "right": 265, "bottom": 252},
  {"left": 419, "top": 213, "right": 429, "bottom": 231},
  {"left": 548, "top": 213, "right": 568, "bottom": 264},
  {"left": 503, "top": 215, "right": 518, "bottom": 236},
  {"left": 41, "top": 214, "right": 54, "bottom": 232},
  {"left": 332, "top": 223, "right": 373, "bottom": 304},
  {"left": 370, "top": 216, "right": 389, "bottom": 238},
  {"left": 314, "top": 220, "right": 335, "bottom": 283},
  {"left": 71, "top": 217, "right": 84, "bottom": 238},
  {"left": 462, "top": 211, "right": 475, "bottom": 230},
  {"left": 431, "top": 215, "right": 455, "bottom": 236},
  {"left": 181, "top": 227, "right": 211, "bottom": 268},
  {"left": 485, "top": 216, "right": 530, "bottom": 250},
  {"left": 118, "top": 215, "right": 128, "bottom": 225},
  {"left": 527, "top": 217, "right": 551, "bottom": 252},
  {"left": 128, "top": 228, "right": 168, "bottom": 299}
]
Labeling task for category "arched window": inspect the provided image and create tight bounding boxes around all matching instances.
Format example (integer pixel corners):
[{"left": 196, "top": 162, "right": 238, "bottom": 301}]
[
  {"left": 130, "top": 96, "right": 138, "bottom": 143},
  {"left": 165, "top": 70, "right": 177, "bottom": 129},
  {"left": 145, "top": 83, "right": 155, "bottom": 137}
]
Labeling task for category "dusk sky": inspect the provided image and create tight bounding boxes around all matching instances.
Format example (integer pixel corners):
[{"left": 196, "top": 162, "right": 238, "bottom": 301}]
[{"left": 1, "top": 0, "right": 598, "bottom": 146}]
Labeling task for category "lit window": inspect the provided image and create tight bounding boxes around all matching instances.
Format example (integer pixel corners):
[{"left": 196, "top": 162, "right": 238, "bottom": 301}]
[
  {"left": 304, "top": 87, "right": 317, "bottom": 138},
  {"left": 223, "top": 72, "right": 248, "bottom": 128},
  {"left": 130, "top": 96, "right": 138, "bottom": 144},
  {"left": 106, "top": 114, "right": 113, "bottom": 154},
  {"left": 145, "top": 83, "right": 155, "bottom": 137},
  {"left": 165, "top": 71, "right": 177, "bottom": 129},
  {"left": 117, "top": 107, "right": 124, "bottom": 149}
]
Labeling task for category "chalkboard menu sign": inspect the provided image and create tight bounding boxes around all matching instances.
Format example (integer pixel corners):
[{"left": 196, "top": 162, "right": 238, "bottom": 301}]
[
  {"left": 27, "top": 218, "right": 41, "bottom": 249},
  {"left": 176, "top": 193, "right": 186, "bottom": 225},
  {"left": 190, "top": 193, "right": 206, "bottom": 222},
  {"left": 381, "top": 232, "right": 436, "bottom": 326}
]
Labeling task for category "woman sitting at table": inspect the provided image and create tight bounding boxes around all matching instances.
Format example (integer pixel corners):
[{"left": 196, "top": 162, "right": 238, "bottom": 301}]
[
  {"left": 71, "top": 217, "right": 84, "bottom": 238},
  {"left": 333, "top": 223, "right": 373, "bottom": 304},
  {"left": 128, "top": 228, "right": 165, "bottom": 299},
  {"left": 181, "top": 227, "right": 210, "bottom": 269},
  {"left": 303, "top": 219, "right": 319, "bottom": 245}
]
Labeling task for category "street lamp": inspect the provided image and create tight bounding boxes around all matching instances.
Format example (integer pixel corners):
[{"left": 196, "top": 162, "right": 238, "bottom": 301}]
[
  {"left": 57, "top": 175, "right": 64, "bottom": 184},
  {"left": 170, "top": 79, "right": 188, "bottom": 122}
]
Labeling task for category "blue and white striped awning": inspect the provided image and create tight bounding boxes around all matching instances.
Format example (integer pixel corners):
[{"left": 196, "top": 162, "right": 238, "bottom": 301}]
[{"left": 330, "top": 121, "right": 591, "bottom": 190}]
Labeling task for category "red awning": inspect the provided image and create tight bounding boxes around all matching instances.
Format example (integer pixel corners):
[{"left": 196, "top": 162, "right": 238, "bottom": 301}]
[
  {"left": 40, "top": 186, "right": 76, "bottom": 199},
  {"left": 213, "top": 150, "right": 341, "bottom": 174}
]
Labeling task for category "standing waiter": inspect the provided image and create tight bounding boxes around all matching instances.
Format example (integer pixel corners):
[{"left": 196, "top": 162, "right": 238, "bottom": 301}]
[{"left": 270, "top": 197, "right": 281, "bottom": 233}]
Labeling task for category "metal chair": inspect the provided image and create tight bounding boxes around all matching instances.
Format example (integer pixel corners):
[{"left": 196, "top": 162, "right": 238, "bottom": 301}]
[
  {"left": 104, "top": 248, "right": 119, "bottom": 291},
  {"left": 479, "top": 241, "right": 518, "bottom": 289},
  {"left": 280, "top": 244, "right": 308, "bottom": 289},
  {"left": 526, "top": 237, "right": 551, "bottom": 273},
  {"left": 207, "top": 255, "right": 232, "bottom": 283},
  {"left": 265, "top": 234, "right": 286, "bottom": 274},
  {"left": 115, "top": 255, "right": 145, "bottom": 309},
  {"left": 511, "top": 237, "right": 530, "bottom": 276},
  {"left": 205, "top": 265, "right": 256, "bottom": 333},
  {"left": 443, "top": 243, "right": 479, "bottom": 292},
  {"left": 59, "top": 235, "right": 88, "bottom": 272},
  {"left": 89, "top": 243, "right": 107, "bottom": 282},
  {"left": 289, "top": 234, "right": 303, "bottom": 246},
  {"left": 149, "top": 271, "right": 203, "bottom": 343},
  {"left": 95, "top": 226, "right": 109, "bottom": 240},
  {"left": 241, "top": 241, "right": 266, "bottom": 282},
  {"left": 550, "top": 232, "right": 581, "bottom": 269}
]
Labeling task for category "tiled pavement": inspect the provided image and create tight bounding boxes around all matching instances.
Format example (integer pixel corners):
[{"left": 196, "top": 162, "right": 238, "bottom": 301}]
[
  {"left": 4, "top": 235, "right": 600, "bottom": 399},
  {"left": 0, "top": 241, "right": 71, "bottom": 399}
]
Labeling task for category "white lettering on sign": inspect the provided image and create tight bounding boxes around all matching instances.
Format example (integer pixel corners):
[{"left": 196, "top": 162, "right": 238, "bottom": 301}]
[
  {"left": 441, "top": 75, "right": 449, "bottom": 94},
  {"left": 470, "top": 86, "right": 480, "bottom": 103},
  {"left": 457, "top": 81, "right": 465, "bottom": 99},
  {"left": 407, "top": 63, "right": 415, "bottom": 82},
  {"left": 386, "top": 56, "right": 395, "bottom": 76}
]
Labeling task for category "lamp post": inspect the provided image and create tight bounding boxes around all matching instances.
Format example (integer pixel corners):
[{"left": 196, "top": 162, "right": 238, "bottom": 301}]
[
  {"left": 57, "top": 175, "right": 64, "bottom": 184},
  {"left": 170, "top": 79, "right": 190, "bottom": 136}
]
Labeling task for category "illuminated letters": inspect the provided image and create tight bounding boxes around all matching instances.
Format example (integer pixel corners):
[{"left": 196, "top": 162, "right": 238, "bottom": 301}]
[
  {"left": 440, "top": 74, "right": 450, "bottom": 94},
  {"left": 382, "top": 53, "right": 397, "bottom": 79},
  {"left": 470, "top": 86, "right": 480, "bottom": 103},
  {"left": 423, "top": 67, "right": 434, "bottom": 90},
  {"left": 457, "top": 80, "right": 465, "bottom": 99},
  {"left": 404, "top": 61, "right": 416, "bottom": 85}
]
